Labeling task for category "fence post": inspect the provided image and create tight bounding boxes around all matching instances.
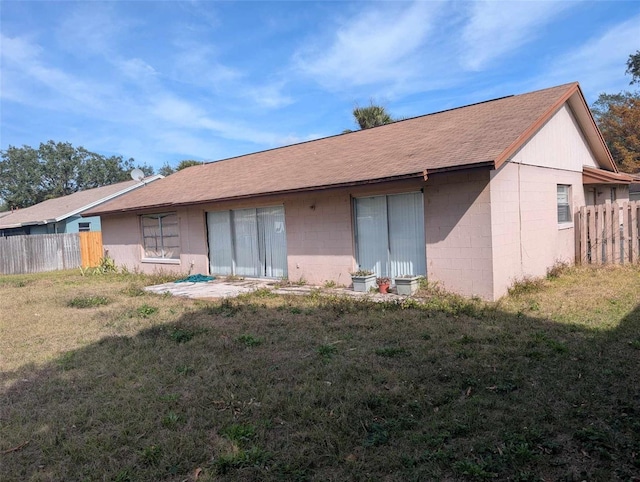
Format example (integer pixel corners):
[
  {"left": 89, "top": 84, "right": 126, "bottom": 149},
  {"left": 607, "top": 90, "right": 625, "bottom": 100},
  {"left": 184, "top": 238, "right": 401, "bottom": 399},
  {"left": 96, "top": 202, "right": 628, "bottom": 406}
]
[
  {"left": 576, "top": 207, "right": 583, "bottom": 264},
  {"left": 590, "top": 205, "right": 598, "bottom": 264},
  {"left": 580, "top": 206, "right": 588, "bottom": 264},
  {"left": 611, "top": 203, "right": 621, "bottom": 264},
  {"left": 631, "top": 201, "right": 639, "bottom": 263}
]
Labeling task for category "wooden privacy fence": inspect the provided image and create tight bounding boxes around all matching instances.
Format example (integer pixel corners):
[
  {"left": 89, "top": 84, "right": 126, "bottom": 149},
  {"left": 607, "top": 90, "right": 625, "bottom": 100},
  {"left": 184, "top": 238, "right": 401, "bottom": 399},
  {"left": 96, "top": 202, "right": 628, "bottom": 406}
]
[
  {"left": 576, "top": 201, "right": 640, "bottom": 265},
  {"left": 79, "top": 231, "right": 103, "bottom": 268},
  {"left": 0, "top": 232, "right": 104, "bottom": 275}
]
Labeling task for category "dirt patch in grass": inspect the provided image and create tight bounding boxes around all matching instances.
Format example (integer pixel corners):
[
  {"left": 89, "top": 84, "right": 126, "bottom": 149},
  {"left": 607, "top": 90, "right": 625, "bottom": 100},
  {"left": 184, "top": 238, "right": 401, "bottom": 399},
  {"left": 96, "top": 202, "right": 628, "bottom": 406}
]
[{"left": 1, "top": 266, "right": 639, "bottom": 481}]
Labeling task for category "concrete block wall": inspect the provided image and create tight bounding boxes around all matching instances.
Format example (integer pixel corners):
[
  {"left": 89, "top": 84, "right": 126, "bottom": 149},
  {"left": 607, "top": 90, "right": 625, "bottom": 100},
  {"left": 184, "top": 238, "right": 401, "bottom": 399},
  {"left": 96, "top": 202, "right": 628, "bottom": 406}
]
[
  {"left": 284, "top": 192, "right": 354, "bottom": 286},
  {"left": 424, "top": 169, "right": 494, "bottom": 300}
]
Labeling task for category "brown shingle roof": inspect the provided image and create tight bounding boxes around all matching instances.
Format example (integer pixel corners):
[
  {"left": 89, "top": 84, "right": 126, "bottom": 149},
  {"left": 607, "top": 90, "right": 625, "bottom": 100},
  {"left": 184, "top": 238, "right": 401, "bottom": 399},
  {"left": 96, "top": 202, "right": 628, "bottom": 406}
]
[
  {"left": 89, "top": 82, "right": 612, "bottom": 215},
  {"left": 0, "top": 177, "right": 161, "bottom": 229}
]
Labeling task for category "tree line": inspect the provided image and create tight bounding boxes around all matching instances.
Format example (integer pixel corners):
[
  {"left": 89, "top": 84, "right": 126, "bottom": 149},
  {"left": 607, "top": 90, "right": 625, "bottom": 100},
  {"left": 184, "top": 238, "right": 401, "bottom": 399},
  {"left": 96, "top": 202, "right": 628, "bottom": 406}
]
[
  {"left": 0, "top": 141, "right": 154, "bottom": 211},
  {"left": 591, "top": 50, "right": 639, "bottom": 174}
]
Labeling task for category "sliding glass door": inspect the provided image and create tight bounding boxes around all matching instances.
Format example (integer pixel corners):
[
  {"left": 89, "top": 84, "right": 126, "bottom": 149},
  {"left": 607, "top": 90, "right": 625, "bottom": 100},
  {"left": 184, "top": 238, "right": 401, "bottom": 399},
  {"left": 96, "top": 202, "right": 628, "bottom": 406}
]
[
  {"left": 207, "top": 206, "right": 287, "bottom": 278},
  {"left": 354, "top": 192, "right": 426, "bottom": 280}
]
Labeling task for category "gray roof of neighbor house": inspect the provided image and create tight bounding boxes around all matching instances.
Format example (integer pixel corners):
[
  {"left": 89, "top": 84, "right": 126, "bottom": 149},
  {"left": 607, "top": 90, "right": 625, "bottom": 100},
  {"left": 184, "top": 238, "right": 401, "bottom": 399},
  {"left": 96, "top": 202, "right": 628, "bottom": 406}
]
[
  {"left": 88, "top": 82, "right": 617, "bottom": 216},
  {"left": 0, "top": 176, "right": 163, "bottom": 229}
]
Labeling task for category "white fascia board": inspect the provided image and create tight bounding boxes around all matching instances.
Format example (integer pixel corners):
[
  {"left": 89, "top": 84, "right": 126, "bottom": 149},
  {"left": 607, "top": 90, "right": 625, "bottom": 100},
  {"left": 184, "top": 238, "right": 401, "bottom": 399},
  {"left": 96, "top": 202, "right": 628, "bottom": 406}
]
[{"left": 53, "top": 175, "right": 164, "bottom": 222}]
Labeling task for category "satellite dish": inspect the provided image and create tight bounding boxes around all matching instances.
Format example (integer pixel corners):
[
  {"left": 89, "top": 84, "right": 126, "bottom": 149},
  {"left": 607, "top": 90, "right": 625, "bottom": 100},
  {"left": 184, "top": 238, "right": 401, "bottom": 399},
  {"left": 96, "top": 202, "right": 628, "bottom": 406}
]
[{"left": 130, "top": 168, "right": 144, "bottom": 181}]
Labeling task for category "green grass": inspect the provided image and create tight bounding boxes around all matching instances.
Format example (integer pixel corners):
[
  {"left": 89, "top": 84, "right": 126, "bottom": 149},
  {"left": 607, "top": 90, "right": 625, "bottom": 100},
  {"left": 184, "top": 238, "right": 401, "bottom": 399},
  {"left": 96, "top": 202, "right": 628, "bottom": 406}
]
[
  {"left": 1, "top": 266, "right": 639, "bottom": 481},
  {"left": 67, "top": 295, "right": 111, "bottom": 308}
]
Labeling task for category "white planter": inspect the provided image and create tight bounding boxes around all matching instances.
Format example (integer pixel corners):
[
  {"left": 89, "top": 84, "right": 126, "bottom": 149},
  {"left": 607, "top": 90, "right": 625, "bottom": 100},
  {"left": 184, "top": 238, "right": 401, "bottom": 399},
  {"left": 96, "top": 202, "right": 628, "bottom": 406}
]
[
  {"left": 351, "top": 274, "right": 376, "bottom": 292},
  {"left": 395, "top": 276, "right": 420, "bottom": 295}
]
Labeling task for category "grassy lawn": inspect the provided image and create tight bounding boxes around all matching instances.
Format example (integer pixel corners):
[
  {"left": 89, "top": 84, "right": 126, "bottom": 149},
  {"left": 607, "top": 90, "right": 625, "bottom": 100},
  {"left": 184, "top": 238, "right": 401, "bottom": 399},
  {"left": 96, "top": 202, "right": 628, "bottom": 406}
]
[{"left": 1, "top": 266, "right": 639, "bottom": 481}]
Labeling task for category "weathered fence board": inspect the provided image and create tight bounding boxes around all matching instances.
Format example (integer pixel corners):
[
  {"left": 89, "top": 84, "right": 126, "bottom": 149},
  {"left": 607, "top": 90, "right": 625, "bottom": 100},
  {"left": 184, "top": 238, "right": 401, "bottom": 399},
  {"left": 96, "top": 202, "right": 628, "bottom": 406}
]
[
  {"left": 79, "top": 231, "right": 103, "bottom": 268},
  {"left": 0, "top": 233, "right": 82, "bottom": 275},
  {"left": 577, "top": 200, "right": 640, "bottom": 265},
  {"left": 630, "top": 202, "right": 639, "bottom": 263}
]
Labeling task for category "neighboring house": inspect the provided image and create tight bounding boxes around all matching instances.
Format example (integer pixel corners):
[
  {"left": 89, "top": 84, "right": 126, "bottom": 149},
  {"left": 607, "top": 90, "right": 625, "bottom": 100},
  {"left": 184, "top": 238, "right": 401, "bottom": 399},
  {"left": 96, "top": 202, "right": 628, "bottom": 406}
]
[
  {"left": 86, "top": 82, "right": 633, "bottom": 300},
  {"left": 0, "top": 176, "right": 163, "bottom": 237}
]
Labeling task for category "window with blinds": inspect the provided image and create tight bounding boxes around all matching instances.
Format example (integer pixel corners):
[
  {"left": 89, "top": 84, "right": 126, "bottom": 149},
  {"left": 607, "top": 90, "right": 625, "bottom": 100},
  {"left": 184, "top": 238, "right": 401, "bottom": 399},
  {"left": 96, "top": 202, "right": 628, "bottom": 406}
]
[
  {"left": 557, "top": 185, "right": 571, "bottom": 224},
  {"left": 354, "top": 192, "right": 426, "bottom": 280},
  {"left": 207, "top": 206, "right": 287, "bottom": 278}
]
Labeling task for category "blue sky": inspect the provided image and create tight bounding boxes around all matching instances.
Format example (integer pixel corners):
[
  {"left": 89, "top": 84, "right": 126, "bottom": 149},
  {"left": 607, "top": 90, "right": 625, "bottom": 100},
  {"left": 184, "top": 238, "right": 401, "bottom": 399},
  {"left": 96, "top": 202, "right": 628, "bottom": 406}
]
[{"left": 1, "top": 1, "right": 639, "bottom": 172}]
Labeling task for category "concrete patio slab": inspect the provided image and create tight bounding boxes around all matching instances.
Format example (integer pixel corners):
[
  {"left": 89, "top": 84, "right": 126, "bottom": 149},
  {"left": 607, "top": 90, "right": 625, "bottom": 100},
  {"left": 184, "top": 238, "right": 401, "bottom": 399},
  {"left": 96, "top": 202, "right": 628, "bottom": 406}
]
[
  {"left": 144, "top": 278, "right": 270, "bottom": 299},
  {"left": 143, "top": 277, "right": 408, "bottom": 301}
]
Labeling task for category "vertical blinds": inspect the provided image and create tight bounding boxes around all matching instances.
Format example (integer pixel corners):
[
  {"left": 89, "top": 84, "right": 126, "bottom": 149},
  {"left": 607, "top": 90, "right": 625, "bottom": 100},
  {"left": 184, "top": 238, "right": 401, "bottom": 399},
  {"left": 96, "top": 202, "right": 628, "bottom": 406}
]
[
  {"left": 207, "top": 206, "right": 287, "bottom": 278},
  {"left": 355, "top": 192, "right": 425, "bottom": 280}
]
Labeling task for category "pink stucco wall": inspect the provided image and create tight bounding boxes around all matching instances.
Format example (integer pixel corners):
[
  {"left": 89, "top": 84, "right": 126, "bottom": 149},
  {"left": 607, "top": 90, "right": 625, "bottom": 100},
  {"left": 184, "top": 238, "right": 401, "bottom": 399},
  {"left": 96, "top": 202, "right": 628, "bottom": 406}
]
[
  {"left": 488, "top": 103, "right": 592, "bottom": 299},
  {"left": 101, "top": 214, "right": 145, "bottom": 271},
  {"left": 489, "top": 162, "right": 584, "bottom": 299},
  {"left": 424, "top": 169, "right": 494, "bottom": 300},
  {"left": 100, "top": 173, "right": 531, "bottom": 300},
  {"left": 584, "top": 185, "right": 630, "bottom": 206},
  {"left": 283, "top": 191, "right": 354, "bottom": 285},
  {"left": 101, "top": 207, "right": 210, "bottom": 276},
  {"left": 101, "top": 191, "right": 359, "bottom": 283}
]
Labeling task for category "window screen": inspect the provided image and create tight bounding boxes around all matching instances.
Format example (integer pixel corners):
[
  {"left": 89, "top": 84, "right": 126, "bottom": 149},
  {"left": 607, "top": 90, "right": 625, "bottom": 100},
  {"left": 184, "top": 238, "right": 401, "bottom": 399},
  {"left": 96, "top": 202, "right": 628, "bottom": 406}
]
[{"left": 141, "top": 213, "right": 180, "bottom": 259}]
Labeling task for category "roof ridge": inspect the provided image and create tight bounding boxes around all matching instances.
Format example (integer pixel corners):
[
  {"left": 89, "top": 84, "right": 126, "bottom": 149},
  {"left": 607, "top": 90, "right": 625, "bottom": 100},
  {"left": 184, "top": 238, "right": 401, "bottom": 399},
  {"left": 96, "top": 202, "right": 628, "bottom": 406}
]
[
  {"left": 183, "top": 83, "right": 578, "bottom": 169},
  {"left": 88, "top": 82, "right": 606, "bottom": 216}
]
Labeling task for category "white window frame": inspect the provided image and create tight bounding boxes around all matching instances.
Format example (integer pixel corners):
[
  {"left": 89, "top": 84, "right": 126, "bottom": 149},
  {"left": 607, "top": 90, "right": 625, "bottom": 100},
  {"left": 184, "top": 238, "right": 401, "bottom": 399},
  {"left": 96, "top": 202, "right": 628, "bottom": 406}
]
[
  {"left": 78, "top": 222, "right": 91, "bottom": 232},
  {"left": 557, "top": 185, "right": 572, "bottom": 226},
  {"left": 141, "top": 212, "right": 180, "bottom": 262},
  {"left": 353, "top": 191, "right": 426, "bottom": 281},
  {"left": 206, "top": 206, "right": 287, "bottom": 278}
]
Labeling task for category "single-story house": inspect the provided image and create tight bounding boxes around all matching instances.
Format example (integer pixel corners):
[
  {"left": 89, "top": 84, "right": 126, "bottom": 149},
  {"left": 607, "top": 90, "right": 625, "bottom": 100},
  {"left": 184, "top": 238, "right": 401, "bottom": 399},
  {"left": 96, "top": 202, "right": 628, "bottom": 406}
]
[
  {"left": 0, "top": 176, "right": 163, "bottom": 237},
  {"left": 86, "top": 82, "right": 633, "bottom": 300}
]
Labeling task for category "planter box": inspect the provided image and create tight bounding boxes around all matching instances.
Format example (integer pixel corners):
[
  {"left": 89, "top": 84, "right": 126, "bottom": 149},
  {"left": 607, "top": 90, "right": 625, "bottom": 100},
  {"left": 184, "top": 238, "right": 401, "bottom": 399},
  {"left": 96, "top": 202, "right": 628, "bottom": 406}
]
[
  {"left": 351, "top": 274, "right": 376, "bottom": 292},
  {"left": 395, "top": 276, "right": 420, "bottom": 296}
]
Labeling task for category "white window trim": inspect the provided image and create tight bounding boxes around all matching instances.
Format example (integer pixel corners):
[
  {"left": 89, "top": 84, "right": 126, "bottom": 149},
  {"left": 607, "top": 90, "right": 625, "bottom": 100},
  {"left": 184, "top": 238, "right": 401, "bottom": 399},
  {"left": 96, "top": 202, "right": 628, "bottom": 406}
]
[
  {"left": 557, "top": 184, "right": 572, "bottom": 227},
  {"left": 141, "top": 257, "right": 181, "bottom": 265},
  {"left": 141, "top": 212, "right": 181, "bottom": 260}
]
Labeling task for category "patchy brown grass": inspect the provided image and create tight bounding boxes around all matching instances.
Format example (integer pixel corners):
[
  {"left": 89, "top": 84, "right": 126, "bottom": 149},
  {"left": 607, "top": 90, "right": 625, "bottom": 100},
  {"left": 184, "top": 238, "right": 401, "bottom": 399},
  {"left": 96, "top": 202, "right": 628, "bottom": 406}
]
[
  {"left": 0, "top": 270, "right": 187, "bottom": 372},
  {"left": 1, "top": 266, "right": 639, "bottom": 481}
]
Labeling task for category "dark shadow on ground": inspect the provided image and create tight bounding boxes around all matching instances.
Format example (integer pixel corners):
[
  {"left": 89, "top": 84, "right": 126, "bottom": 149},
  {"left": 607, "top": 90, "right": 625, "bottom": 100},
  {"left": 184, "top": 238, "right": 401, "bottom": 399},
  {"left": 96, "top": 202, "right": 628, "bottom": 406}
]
[{"left": 1, "top": 294, "right": 639, "bottom": 481}]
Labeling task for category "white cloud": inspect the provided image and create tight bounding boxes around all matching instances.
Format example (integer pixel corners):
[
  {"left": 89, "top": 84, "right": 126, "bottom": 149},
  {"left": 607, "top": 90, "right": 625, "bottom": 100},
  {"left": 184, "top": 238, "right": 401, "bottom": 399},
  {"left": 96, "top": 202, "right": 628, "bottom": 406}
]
[
  {"left": 55, "top": 2, "right": 134, "bottom": 57},
  {"left": 1, "top": 34, "right": 42, "bottom": 63},
  {"left": 116, "top": 58, "right": 157, "bottom": 79},
  {"left": 149, "top": 95, "right": 296, "bottom": 147},
  {"left": 535, "top": 14, "right": 640, "bottom": 100},
  {"left": 113, "top": 129, "right": 221, "bottom": 163},
  {"left": 151, "top": 96, "right": 204, "bottom": 125},
  {"left": 295, "top": 1, "right": 444, "bottom": 91},
  {"left": 244, "top": 82, "right": 293, "bottom": 109},
  {"left": 0, "top": 34, "right": 109, "bottom": 110},
  {"left": 170, "top": 41, "right": 241, "bottom": 89},
  {"left": 168, "top": 39, "right": 292, "bottom": 110},
  {"left": 459, "top": 0, "right": 576, "bottom": 71},
  {"left": 1, "top": 30, "right": 289, "bottom": 157}
]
